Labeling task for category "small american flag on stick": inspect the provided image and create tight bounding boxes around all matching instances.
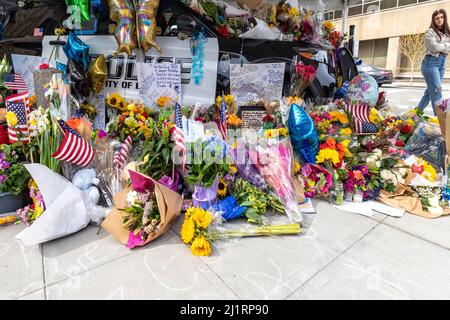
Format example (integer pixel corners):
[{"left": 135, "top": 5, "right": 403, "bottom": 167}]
[
  {"left": 3, "top": 73, "right": 27, "bottom": 92},
  {"left": 52, "top": 120, "right": 94, "bottom": 167},
  {"left": 218, "top": 92, "right": 227, "bottom": 141},
  {"left": 172, "top": 102, "right": 186, "bottom": 172},
  {"left": 5, "top": 92, "right": 30, "bottom": 144}
]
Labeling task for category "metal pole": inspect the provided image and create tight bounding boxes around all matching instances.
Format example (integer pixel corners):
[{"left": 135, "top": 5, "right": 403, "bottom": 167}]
[{"left": 342, "top": 0, "right": 348, "bottom": 35}]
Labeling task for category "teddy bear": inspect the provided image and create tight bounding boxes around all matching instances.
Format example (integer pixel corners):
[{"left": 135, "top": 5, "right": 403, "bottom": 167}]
[{"left": 72, "top": 169, "right": 100, "bottom": 205}]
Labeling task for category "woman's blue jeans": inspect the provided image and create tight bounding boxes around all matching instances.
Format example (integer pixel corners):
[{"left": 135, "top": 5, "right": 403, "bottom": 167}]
[{"left": 418, "top": 54, "right": 447, "bottom": 115}]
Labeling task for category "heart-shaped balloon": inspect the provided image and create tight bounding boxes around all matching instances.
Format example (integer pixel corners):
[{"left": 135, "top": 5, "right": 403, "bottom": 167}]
[
  {"left": 63, "top": 32, "right": 90, "bottom": 71},
  {"left": 288, "top": 102, "right": 319, "bottom": 164}
]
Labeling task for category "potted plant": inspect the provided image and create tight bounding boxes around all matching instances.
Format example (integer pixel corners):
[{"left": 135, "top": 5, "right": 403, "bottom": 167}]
[{"left": 0, "top": 144, "right": 31, "bottom": 213}]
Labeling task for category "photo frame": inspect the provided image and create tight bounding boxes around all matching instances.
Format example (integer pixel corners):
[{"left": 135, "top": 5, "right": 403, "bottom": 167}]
[{"left": 238, "top": 106, "right": 267, "bottom": 129}]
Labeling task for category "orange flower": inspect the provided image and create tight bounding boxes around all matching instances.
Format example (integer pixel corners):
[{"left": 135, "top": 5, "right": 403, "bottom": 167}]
[
  {"left": 353, "top": 170, "right": 364, "bottom": 181},
  {"left": 67, "top": 118, "right": 81, "bottom": 130},
  {"left": 325, "top": 138, "right": 336, "bottom": 149}
]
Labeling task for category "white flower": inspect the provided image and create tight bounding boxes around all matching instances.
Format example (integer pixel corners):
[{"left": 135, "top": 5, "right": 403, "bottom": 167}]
[
  {"left": 126, "top": 190, "right": 138, "bottom": 206},
  {"left": 373, "top": 149, "right": 383, "bottom": 158},
  {"left": 381, "top": 170, "right": 397, "bottom": 184},
  {"left": 398, "top": 168, "right": 407, "bottom": 177},
  {"left": 428, "top": 196, "right": 440, "bottom": 208},
  {"left": 375, "top": 161, "right": 381, "bottom": 168}
]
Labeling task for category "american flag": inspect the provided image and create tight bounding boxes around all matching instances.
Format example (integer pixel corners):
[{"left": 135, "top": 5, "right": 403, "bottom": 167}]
[
  {"left": 113, "top": 136, "right": 133, "bottom": 170},
  {"left": 218, "top": 93, "right": 227, "bottom": 141},
  {"left": 2, "top": 73, "right": 27, "bottom": 92},
  {"left": 5, "top": 92, "right": 30, "bottom": 144},
  {"left": 172, "top": 102, "right": 186, "bottom": 172},
  {"left": 343, "top": 103, "right": 378, "bottom": 134},
  {"left": 52, "top": 120, "right": 94, "bottom": 167},
  {"left": 33, "top": 28, "right": 44, "bottom": 37}
]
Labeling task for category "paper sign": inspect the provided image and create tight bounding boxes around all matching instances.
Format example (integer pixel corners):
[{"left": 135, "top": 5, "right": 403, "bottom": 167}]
[
  {"left": 90, "top": 88, "right": 106, "bottom": 130},
  {"left": 137, "top": 62, "right": 181, "bottom": 110},
  {"left": 11, "top": 54, "right": 49, "bottom": 95},
  {"left": 230, "top": 63, "right": 285, "bottom": 106},
  {"left": 183, "top": 118, "right": 205, "bottom": 143}
]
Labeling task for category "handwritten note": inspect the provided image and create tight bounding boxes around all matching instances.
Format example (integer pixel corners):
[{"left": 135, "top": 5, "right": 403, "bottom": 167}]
[
  {"left": 240, "top": 109, "right": 267, "bottom": 129},
  {"left": 90, "top": 88, "right": 106, "bottom": 130},
  {"left": 230, "top": 63, "right": 285, "bottom": 106},
  {"left": 136, "top": 62, "right": 181, "bottom": 109},
  {"left": 11, "top": 54, "right": 49, "bottom": 95}
]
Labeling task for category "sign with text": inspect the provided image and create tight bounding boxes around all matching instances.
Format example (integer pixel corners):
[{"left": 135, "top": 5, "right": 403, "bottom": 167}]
[{"left": 41, "top": 36, "right": 218, "bottom": 105}]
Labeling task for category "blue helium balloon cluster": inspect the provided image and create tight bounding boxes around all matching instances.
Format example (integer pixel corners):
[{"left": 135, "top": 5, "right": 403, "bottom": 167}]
[
  {"left": 63, "top": 32, "right": 90, "bottom": 71},
  {"left": 288, "top": 103, "right": 319, "bottom": 164}
]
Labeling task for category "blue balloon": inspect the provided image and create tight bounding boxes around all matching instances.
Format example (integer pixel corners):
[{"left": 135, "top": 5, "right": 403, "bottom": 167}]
[
  {"left": 63, "top": 32, "right": 90, "bottom": 71},
  {"left": 288, "top": 103, "right": 319, "bottom": 164}
]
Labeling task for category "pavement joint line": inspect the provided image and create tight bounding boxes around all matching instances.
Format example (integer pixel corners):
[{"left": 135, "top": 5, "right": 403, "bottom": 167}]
[
  {"left": 283, "top": 220, "right": 383, "bottom": 300},
  {"left": 379, "top": 218, "right": 450, "bottom": 252},
  {"left": 41, "top": 244, "right": 47, "bottom": 300},
  {"left": 14, "top": 286, "right": 46, "bottom": 300}
]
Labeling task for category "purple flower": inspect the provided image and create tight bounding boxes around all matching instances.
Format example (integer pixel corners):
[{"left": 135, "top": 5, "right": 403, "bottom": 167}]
[
  {"left": 358, "top": 165, "right": 369, "bottom": 175},
  {"left": 0, "top": 174, "right": 7, "bottom": 184},
  {"left": 0, "top": 160, "right": 10, "bottom": 170}
]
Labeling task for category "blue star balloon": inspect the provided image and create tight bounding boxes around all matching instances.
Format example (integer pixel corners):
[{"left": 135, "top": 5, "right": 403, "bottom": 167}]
[
  {"left": 288, "top": 103, "right": 319, "bottom": 164},
  {"left": 63, "top": 32, "right": 90, "bottom": 71}
]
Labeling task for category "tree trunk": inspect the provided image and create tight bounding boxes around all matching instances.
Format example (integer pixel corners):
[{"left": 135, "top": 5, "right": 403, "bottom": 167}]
[{"left": 410, "top": 62, "right": 414, "bottom": 86}]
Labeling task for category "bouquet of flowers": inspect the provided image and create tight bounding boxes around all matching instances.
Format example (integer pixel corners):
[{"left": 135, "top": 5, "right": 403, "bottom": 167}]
[
  {"left": 16, "top": 179, "right": 45, "bottom": 226},
  {"left": 230, "top": 178, "right": 284, "bottom": 225},
  {"left": 180, "top": 206, "right": 301, "bottom": 257},
  {"left": 249, "top": 136, "right": 303, "bottom": 223},
  {"left": 292, "top": 62, "right": 317, "bottom": 97},
  {"left": 0, "top": 146, "right": 30, "bottom": 197},
  {"left": 300, "top": 163, "right": 333, "bottom": 198},
  {"left": 101, "top": 170, "right": 183, "bottom": 249}
]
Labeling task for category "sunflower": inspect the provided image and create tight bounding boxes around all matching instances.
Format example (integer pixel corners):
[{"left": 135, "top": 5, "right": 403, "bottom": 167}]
[
  {"left": 106, "top": 93, "right": 123, "bottom": 108},
  {"left": 217, "top": 178, "right": 227, "bottom": 198},
  {"left": 191, "top": 207, "right": 212, "bottom": 229},
  {"left": 180, "top": 217, "right": 196, "bottom": 244},
  {"left": 190, "top": 236, "right": 212, "bottom": 256}
]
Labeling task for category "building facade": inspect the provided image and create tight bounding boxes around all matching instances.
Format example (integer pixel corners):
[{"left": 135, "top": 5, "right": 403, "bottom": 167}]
[{"left": 328, "top": 0, "right": 450, "bottom": 78}]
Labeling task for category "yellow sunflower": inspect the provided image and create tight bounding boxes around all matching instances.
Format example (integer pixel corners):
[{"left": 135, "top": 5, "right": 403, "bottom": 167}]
[
  {"left": 190, "top": 236, "right": 212, "bottom": 256},
  {"left": 217, "top": 178, "right": 227, "bottom": 198},
  {"left": 180, "top": 217, "right": 196, "bottom": 244},
  {"left": 106, "top": 93, "right": 123, "bottom": 108},
  {"left": 191, "top": 207, "right": 213, "bottom": 229}
]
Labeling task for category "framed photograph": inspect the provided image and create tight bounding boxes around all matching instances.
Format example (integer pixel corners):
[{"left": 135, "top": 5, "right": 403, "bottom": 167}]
[{"left": 238, "top": 106, "right": 267, "bottom": 129}]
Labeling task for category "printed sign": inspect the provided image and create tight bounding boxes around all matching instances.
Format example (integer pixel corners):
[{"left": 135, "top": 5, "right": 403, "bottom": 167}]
[{"left": 41, "top": 36, "right": 219, "bottom": 106}]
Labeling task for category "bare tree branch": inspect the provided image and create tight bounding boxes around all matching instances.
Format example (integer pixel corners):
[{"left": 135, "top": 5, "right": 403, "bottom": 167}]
[{"left": 400, "top": 33, "right": 426, "bottom": 86}]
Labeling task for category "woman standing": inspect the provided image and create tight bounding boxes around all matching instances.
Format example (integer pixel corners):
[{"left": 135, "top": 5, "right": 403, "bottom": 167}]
[{"left": 417, "top": 9, "right": 450, "bottom": 115}]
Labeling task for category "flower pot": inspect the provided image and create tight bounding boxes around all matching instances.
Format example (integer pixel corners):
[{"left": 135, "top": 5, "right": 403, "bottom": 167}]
[{"left": 0, "top": 191, "right": 25, "bottom": 213}]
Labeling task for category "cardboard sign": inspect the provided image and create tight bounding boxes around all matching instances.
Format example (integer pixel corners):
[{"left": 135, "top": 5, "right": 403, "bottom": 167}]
[{"left": 238, "top": 106, "right": 267, "bottom": 129}]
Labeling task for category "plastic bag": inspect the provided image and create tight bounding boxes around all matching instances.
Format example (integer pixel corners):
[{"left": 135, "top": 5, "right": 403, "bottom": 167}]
[{"left": 405, "top": 122, "right": 446, "bottom": 170}]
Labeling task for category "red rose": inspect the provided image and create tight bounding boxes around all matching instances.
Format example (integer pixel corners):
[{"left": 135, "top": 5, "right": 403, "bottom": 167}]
[
  {"left": 401, "top": 124, "right": 413, "bottom": 134},
  {"left": 412, "top": 164, "right": 424, "bottom": 174},
  {"left": 217, "top": 25, "right": 229, "bottom": 38},
  {"left": 395, "top": 140, "right": 404, "bottom": 147}
]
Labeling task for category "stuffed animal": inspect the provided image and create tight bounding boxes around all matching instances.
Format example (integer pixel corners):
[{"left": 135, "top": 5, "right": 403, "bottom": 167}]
[{"left": 72, "top": 169, "right": 100, "bottom": 205}]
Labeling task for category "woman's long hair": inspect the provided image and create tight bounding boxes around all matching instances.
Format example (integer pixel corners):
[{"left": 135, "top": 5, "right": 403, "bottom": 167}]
[{"left": 430, "top": 9, "right": 450, "bottom": 39}]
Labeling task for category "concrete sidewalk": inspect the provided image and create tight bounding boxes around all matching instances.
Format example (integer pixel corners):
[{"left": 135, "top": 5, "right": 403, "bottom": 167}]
[{"left": 1, "top": 199, "right": 450, "bottom": 300}]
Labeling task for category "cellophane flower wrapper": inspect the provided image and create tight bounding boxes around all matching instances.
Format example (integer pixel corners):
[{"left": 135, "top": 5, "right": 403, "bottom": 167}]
[
  {"left": 230, "top": 140, "right": 267, "bottom": 190},
  {"left": 249, "top": 138, "right": 303, "bottom": 223},
  {"left": 91, "top": 137, "right": 118, "bottom": 206},
  {"left": 405, "top": 122, "right": 446, "bottom": 170}
]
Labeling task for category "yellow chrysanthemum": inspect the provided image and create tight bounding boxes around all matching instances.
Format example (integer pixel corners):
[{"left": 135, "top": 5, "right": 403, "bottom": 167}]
[
  {"left": 340, "top": 127, "right": 352, "bottom": 136},
  {"left": 190, "top": 236, "right": 212, "bottom": 256},
  {"left": 6, "top": 111, "right": 18, "bottom": 126},
  {"left": 288, "top": 7, "right": 299, "bottom": 18},
  {"left": 191, "top": 207, "right": 213, "bottom": 229},
  {"left": 279, "top": 128, "right": 289, "bottom": 136},
  {"left": 217, "top": 178, "right": 227, "bottom": 198},
  {"left": 180, "top": 217, "right": 196, "bottom": 244},
  {"left": 293, "top": 161, "right": 301, "bottom": 174},
  {"left": 316, "top": 148, "right": 340, "bottom": 165}
]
